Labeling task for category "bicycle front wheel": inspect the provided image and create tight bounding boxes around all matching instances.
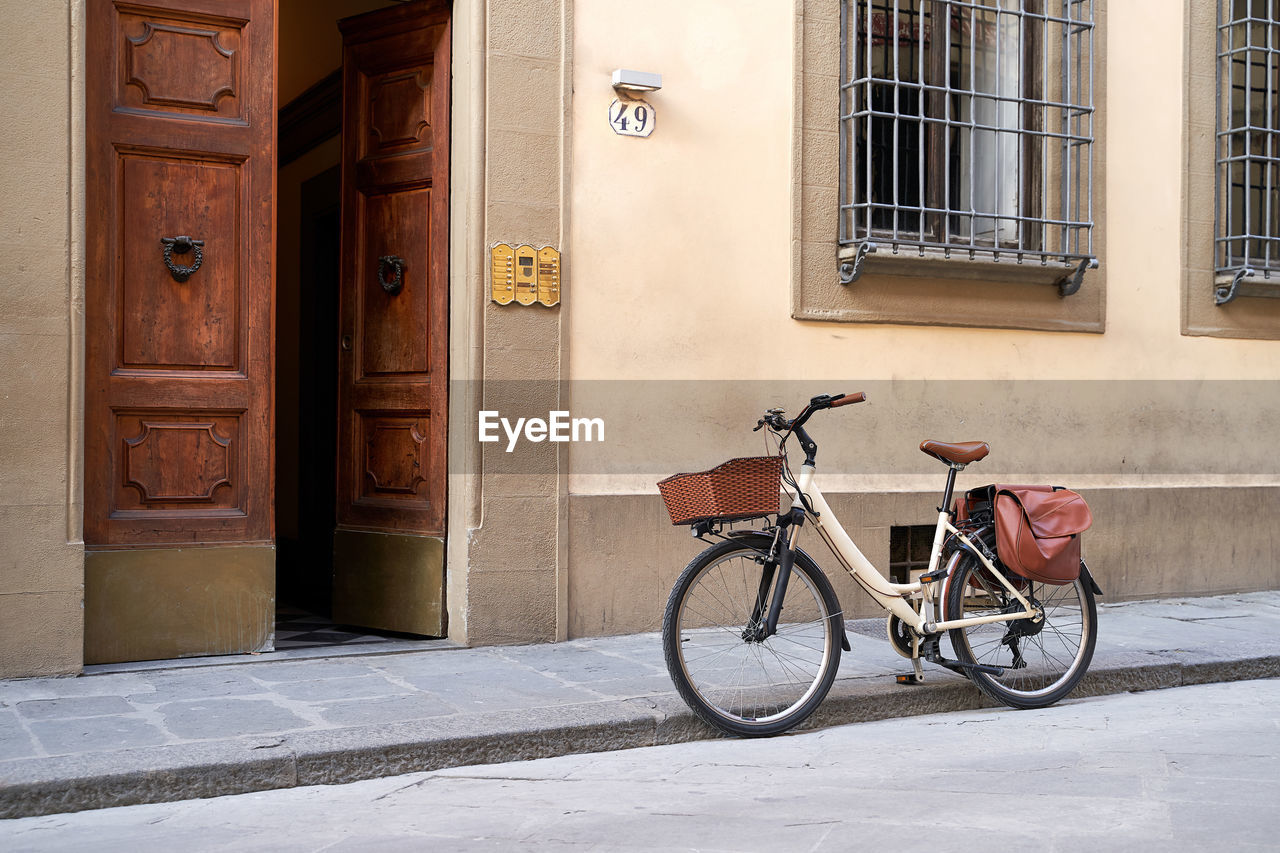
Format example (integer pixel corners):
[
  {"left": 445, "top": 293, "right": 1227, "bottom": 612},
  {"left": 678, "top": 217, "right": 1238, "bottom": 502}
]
[
  {"left": 662, "top": 537, "right": 842, "bottom": 737},
  {"left": 945, "top": 554, "right": 1097, "bottom": 709}
]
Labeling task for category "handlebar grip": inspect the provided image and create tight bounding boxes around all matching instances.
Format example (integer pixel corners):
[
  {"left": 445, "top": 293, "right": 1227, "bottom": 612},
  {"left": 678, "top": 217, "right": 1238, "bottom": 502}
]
[{"left": 829, "top": 392, "right": 866, "bottom": 408}]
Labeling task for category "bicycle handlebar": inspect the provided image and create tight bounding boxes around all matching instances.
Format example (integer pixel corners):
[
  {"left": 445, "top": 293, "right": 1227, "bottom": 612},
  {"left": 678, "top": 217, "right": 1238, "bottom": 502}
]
[{"left": 756, "top": 391, "right": 867, "bottom": 435}]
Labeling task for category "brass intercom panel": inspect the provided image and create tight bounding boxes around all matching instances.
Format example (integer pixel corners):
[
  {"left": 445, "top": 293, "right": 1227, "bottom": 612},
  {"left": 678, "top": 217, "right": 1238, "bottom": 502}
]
[{"left": 490, "top": 243, "right": 561, "bottom": 307}]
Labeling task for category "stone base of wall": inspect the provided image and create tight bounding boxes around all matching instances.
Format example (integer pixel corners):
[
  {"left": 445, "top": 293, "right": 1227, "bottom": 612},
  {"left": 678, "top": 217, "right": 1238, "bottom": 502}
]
[
  {"left": 0, "top": 576, "right": 83, "bottom": 679},
  {"left": 567, "top": 486, "right": 1280, "bottom": 638}
]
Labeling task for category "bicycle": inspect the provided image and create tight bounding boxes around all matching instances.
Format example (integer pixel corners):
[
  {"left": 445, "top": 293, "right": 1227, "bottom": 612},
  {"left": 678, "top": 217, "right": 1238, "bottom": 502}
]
[{"left": 659, "top": 392, "right": 1101, "bottom": 737}]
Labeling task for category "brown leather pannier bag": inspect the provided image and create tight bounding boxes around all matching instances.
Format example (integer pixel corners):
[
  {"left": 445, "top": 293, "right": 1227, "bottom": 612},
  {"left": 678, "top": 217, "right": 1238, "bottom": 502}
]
[{"left": 993, "top": 486, "right": 1093, "bottom": 585}]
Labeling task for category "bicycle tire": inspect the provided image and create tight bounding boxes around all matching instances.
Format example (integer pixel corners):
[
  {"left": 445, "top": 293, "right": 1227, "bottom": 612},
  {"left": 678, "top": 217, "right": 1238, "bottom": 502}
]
[
  {"left": 662, "top": 535, "right": 843, "bottom": 737},
  {"left": 945, "top": 554, "right": 1097, "bottom": 709}
]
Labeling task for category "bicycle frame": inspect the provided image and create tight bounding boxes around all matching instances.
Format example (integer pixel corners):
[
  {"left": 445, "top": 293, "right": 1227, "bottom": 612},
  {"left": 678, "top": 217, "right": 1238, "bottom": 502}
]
[{"left": 787, "top": 463, "right": 1039, "bottom": 638}]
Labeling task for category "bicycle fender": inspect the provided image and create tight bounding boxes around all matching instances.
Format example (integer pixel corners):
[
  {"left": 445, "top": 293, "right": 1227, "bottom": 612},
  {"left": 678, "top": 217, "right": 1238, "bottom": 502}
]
[
  {"left": 723, "top": 530, "right": 851, "bottom": 651},
  {"left": 1080, "top": 559, "right": 1104, "bottom": 596},
  {"left": 947, "top": 537, "right": 985, "bottom": 562}
]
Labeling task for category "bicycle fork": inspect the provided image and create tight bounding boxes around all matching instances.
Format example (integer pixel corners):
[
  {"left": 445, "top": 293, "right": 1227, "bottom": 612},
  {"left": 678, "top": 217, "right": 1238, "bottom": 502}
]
[{"left": 748, "top": 508, "right": 805, "bottom": 642}]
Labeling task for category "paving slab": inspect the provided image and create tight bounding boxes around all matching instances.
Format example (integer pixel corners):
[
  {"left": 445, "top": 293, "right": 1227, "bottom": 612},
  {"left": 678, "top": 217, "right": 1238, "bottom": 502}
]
[
  {"left": 313, "top": 694, "right": 458, "bottom": 727},
  {"left": 26, "top": 717, "right": 169, "bottom": 756},
  {"left": 0, "top": 714, "right": 36, "bottom": 762},
  {"left": 154, "top": 699, "right": 314, "bottom": 740},
  {"left": 0, "top": 590, "right": 1278, "bottom": 819},
  {"left": 13, "top": 697, "right": 135, "bottom": 721}
]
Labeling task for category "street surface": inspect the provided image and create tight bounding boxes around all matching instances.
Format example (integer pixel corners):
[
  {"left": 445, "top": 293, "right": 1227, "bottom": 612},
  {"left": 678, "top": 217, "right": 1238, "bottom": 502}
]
[{"left": 3, "top": 678, "right": 1277, "bottom": 852}]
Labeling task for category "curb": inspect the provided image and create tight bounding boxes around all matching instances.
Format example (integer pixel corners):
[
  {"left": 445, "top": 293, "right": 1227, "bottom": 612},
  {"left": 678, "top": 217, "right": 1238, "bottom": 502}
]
[{"left": 2, "top": 653, "right": 1278, "bottom": 819}]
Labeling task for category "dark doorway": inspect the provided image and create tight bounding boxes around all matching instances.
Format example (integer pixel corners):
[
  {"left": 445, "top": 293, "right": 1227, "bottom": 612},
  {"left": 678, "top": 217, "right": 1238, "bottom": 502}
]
[{"left": 276, "top": 166, "right": 341, "bottom": 616}]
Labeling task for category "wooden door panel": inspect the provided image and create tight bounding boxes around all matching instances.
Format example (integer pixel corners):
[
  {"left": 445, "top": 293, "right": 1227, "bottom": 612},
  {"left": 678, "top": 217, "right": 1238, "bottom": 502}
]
[
  {"left": 365, "top": 69, "right": 433, "bottom": 154},
  {"left": 114, "top": 3, "right": 250, "bottom": 122},
  {"left": 118, "top": 153, "right": 242, "bottom": 371},
  {"left": 113, "top": 410, "right": 244, "bottom": 514},
  {"left": 358, "top": 411, "right": 433, "bottom": 503},
  {"left": 86, "top": 0, "right": 273, "bottom": 547},
  {"left": 359, "top": 188, "right": 431, "bottom": 377}
]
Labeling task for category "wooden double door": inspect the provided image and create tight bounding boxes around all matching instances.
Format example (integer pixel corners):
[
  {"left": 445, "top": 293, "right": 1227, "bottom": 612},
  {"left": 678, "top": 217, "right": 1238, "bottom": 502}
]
[{"left": 83, "top": 0, "right": 450, "bottom": 663}]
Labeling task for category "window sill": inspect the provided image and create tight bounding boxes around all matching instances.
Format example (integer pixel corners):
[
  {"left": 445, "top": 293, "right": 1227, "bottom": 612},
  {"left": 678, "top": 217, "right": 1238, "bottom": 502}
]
[
  {"left": 1182, "top": 266, "right": 1280, "bottom": 341},
  {"left": 1213, "top": 271, "right": 1280, "bottom": 305},
  {"left": 839, "top": 245, "right": 1088, "bottom": 291},
  {"left": 793, "top": 242, "right": 1105, "bottom": 334}
]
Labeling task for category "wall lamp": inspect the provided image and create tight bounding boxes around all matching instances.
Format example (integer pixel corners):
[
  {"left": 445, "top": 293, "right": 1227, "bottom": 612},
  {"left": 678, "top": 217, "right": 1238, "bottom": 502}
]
[{"left": 611, "top": 69, "right": 662, "bottom": 94}]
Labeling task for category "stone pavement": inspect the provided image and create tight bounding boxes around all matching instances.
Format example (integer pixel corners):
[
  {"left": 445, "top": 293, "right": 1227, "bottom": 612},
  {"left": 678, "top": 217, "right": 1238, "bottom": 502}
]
[
  {"left": 5, "top": 679, "right": 1276, "bottom": 851},
  {"left": 1, "top": 591, "right": 1278, "bottom": 819}
]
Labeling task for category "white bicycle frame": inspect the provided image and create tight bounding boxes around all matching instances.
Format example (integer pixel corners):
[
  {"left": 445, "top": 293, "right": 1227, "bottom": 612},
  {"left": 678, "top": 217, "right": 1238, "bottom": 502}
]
[{"left": 787, "top": 463, "right": 1039, "bottom": 639}]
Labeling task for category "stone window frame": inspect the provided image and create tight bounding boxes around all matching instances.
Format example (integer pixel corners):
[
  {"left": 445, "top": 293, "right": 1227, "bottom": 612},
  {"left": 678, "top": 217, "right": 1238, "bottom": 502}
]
[
  {"left": 792, "top": 0, "right": 1108, "bottom": 333},
  {"left": 1184, "top": 0, "right": 1280, "bottom": 337}
]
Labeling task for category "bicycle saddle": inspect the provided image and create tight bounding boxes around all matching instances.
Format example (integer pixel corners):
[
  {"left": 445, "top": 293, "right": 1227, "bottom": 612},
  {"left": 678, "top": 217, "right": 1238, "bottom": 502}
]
[{"left": 919, "top": 439, "right": 990, "bottom": 465}]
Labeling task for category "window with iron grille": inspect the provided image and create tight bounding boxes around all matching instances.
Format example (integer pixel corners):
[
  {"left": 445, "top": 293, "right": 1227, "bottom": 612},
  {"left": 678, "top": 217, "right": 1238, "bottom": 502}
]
[
  {"left": 838, "top": 1, "right": 1097, "bottom": 287},
  {"left": 1215, "top": 0, "right": 1280, "bottom": 304}
]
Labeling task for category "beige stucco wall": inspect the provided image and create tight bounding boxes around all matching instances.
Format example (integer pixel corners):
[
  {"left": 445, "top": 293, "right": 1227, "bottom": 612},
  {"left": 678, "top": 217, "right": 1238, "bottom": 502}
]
[
  {"left": 0, "top": 0, "right": 85, "bottom": 677},
  {"left": 561, "top": 0, "right": 1280, "bottom": 635},
  {"left": 564, "top": 0, "right": 1280, "bottom": 485},
  {"left": 569, "top": 0, "right": 1280, "bottom": 386}
]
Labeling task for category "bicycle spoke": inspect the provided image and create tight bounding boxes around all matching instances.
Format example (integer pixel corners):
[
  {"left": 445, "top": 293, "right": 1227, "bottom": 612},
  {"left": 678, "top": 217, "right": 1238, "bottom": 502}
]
[
  {"left": 680, "top": 639, "right": 748, "bottom": 668},
  {"left": 714, "top": 562, "right": 749, "bottom": 626},
  {"left": 760, "top": 651, "right": 811, "bottom": 697},
  {"left": 680, "top": 600, "right": 748, "bottom": 639},
  {"left": 759, "top": 641, "right": 822, "bottom": 674},
  {"left": 689, "top": 572, "right": 748, "bottom": 627}
]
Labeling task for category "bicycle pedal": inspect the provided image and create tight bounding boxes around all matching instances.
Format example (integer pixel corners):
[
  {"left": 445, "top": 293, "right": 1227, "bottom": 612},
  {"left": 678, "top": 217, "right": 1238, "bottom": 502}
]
[{"left": 896, "top": 673, "right": 922, "bottom": 685}]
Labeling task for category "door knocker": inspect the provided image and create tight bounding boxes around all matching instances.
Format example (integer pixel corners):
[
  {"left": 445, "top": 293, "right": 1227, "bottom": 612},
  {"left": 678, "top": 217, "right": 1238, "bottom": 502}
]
[
  {"left": 377, "top": 255, "right": 406, "bottom": 295},
  {"left": 160, "top": 236, "right": 205, "bottom": 283}
]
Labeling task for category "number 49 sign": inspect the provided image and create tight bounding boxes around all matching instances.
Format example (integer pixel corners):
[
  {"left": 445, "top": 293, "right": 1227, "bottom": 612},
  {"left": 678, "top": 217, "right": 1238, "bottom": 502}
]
[{"left": 608, "top": 98, "right": 655, "bottom": 138}]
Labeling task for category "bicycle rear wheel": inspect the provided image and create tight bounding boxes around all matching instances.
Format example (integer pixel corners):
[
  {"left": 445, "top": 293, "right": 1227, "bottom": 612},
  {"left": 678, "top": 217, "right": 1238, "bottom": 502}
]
[
  {"left": 945, "top": 554, "right": 1096, "bottom": 709},
  {"left": 662, "top": 536, "right": 842, "bottom": 737}
]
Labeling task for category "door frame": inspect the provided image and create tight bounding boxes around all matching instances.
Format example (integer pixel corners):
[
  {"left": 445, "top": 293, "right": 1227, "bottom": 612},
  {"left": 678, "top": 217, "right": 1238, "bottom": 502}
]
[{"left": 441, "top": 0, "right": 486, "bottom": 645}]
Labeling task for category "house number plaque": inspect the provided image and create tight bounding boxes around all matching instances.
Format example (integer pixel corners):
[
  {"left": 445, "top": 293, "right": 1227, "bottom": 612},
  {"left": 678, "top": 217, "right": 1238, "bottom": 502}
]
[{"left": 608, "top": 99, "right": 655, "bottom": 138}]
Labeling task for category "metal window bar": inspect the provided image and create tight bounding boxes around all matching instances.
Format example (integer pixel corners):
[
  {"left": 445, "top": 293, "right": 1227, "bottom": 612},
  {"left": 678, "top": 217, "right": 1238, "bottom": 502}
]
[
  {"left": 839, "top": 0, "right": 1096, "bottom": 276},
  {"left": 1214, "top": 0, "right": 1280, "bottom": 304}
]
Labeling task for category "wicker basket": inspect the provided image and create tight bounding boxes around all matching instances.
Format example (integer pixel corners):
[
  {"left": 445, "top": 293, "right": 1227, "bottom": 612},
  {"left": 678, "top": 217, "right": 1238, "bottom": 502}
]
[{"left": 657, "top": 456, "right": 783, "bottom": 526}]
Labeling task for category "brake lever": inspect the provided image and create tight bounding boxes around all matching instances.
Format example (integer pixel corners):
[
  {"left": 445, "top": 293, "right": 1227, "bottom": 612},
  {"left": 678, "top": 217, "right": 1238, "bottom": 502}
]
[{"left": 756, "top": 408, "right": 788, "bottom": 432}]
